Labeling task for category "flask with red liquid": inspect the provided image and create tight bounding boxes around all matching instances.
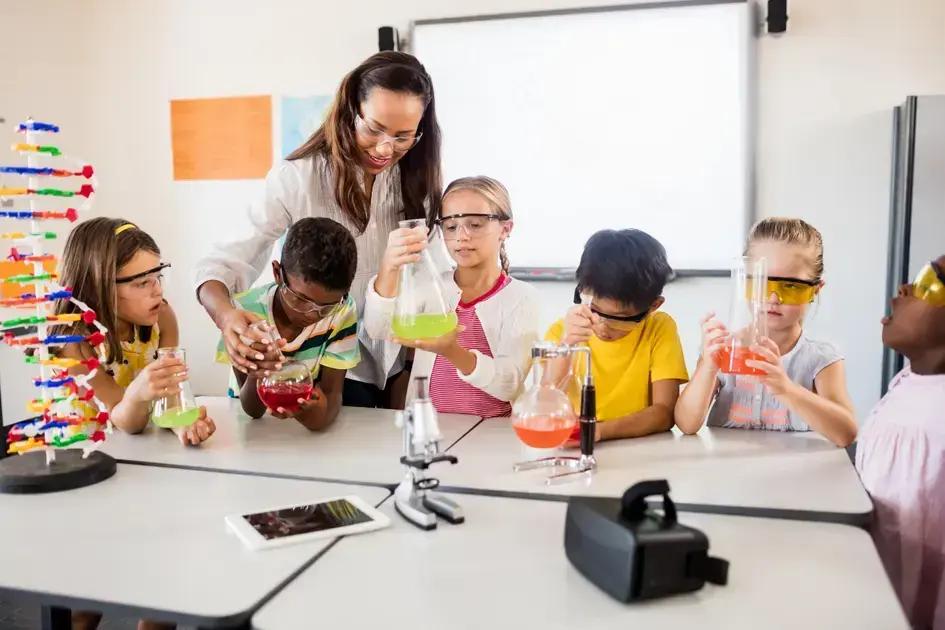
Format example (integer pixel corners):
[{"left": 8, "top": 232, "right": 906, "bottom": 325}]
[
  {"left": 251, "top": 321, "right": 314, "bottom": 414},
  {"left": 714, "top": 256, "right": 768, "bottom": 375},
  {"left": 257, "top": 361, "right": 313, "bottom": 414}
]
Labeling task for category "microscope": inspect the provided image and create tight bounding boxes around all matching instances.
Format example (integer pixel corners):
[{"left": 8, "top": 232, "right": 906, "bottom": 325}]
[{"left": 393, "top": 376, "right": 464, "bottom": 530}]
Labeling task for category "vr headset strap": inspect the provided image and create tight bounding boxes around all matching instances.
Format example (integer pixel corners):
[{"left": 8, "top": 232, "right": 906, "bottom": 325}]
[{"left": 688, "top": 553, "right": 730, "bottom": 586}]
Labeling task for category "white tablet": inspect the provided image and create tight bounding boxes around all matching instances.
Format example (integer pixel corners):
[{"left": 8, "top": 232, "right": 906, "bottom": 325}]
[{"left": 225, "top": 495, "right": 390, "bottom": 551}]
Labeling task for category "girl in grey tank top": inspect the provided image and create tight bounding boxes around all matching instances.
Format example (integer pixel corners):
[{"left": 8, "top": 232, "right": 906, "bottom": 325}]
[{"left": 675, "top": 218, "right": 857, "bottom": 448}]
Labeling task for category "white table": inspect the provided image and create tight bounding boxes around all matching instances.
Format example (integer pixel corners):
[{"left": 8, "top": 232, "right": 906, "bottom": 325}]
[
  {"left": 0, "top": 463, "right": 388, "bottom": 628},
  {"left": 102, "top": 397, "right": 480, "bottom": 486},
  {"left": 439, "top": 420, "right": 873, "bottom": 524},
  {"left": 253, "top": 493, "right": 907, "bottom": 630}
]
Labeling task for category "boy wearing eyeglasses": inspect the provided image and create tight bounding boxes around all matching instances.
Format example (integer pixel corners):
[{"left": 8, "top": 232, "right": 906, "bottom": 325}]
[
  {"left": 216, "top": 217, "right": 359, "bottom": 430},
  {"left": 547, "top": 228, "right": 689, "bottom": 442}
]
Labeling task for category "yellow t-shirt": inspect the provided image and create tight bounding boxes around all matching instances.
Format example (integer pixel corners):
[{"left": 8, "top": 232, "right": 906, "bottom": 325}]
[
  {"left": 100, "top": 324, "right": 161, "bottom": 389},
  {"left": 545, "top": 312, "right": 689, "bottom": 421}
]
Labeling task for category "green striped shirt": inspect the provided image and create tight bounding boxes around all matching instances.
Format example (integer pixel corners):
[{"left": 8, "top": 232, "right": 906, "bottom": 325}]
[{"left": 216, "top": 283, "right": 360, "bottom": 396}]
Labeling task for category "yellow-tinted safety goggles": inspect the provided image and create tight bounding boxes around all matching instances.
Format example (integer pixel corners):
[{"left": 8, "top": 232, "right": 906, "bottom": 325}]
[
  {"left": 913, "top": 261, "right": 945, "bottom": 307},
  {"left": 747, "top": 276, "right": 820, "bottom": 305}
]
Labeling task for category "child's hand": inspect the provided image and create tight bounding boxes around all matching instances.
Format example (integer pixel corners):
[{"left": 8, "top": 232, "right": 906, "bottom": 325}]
[
  {"left": 381, "top": 225, "right": 428, "bottom": 276},
  {"left": 126, "top": 356, "right": 188, "bottom": 404},
  {"left": 700, "top": 312, "right": 730, "bottom": 373},
  {"left": 267, "top": 385, "right": 325, "bottom": 419},
  {"left": 392, "top": 325, "right": 465, "bottom": 357},
  {"left": 745, "top": 337, "right": 794, "bottom": 396},
  {"left": 174, "top": 406, "right": 216, "bottom": 446},
  {"left": 563, "top": 304, "right": 594, "bottom": 345}
]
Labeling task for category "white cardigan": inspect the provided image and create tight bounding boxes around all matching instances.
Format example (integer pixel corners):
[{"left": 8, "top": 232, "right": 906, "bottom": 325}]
[{"left": 363, "top": 272, "right": 540, "bottom": 405}]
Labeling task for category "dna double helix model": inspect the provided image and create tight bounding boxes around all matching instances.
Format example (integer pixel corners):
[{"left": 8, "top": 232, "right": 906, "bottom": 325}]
[{"left": 0, "top": 119, "right": 111, "bottom": 463}]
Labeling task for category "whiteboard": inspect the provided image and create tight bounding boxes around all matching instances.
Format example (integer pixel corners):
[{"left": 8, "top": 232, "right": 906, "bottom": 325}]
[{"left": 411, "top": 1, "right": 753, "bottom": 272}]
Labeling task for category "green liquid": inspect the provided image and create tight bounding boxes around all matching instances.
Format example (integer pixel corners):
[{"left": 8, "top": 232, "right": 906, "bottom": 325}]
[
  {"left": 391, "top": 312, "right": 458, "bottom": 339},
  {"left": 152, "top": 407, "right": 200, "bottom": 428}
]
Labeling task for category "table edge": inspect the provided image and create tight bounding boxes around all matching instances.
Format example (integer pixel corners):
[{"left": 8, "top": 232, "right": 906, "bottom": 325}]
[{"left": 435, "top": 484, "right": 874, "bottom": 527}]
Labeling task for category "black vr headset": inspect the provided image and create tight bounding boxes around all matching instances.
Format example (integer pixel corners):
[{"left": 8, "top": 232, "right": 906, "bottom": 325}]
[{"left": 565, "top": 479, "right": 729, "bottom": 602}]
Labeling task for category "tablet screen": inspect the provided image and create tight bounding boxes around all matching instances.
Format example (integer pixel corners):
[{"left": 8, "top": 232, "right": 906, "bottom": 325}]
[{"left": 242, "top": 498, "right": 374, "bottom": 540}]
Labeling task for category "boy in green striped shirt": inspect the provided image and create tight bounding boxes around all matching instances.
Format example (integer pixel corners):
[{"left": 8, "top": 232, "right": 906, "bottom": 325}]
[{"left": 216, "top": 217, "right": 360, "bottom": 430}]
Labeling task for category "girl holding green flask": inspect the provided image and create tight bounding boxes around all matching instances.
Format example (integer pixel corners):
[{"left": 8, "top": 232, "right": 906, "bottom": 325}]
[
  {"left": 57, "top": 217, "right": 215, "bottom": 445},
  {"left": 364, "top": 176, "right": 539, "bottom": 417}
]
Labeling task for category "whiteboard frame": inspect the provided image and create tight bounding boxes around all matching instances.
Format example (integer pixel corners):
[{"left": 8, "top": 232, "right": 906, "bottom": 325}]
[{"left": 408, "top": 0, "right": 757, "bottom": 281}]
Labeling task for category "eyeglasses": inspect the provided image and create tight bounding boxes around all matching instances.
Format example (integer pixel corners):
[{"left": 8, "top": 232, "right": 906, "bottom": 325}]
[
  {"left": 278, "top": 269, "right": 345, "bottom": 316},
  {"left": 116, "top": 262, "right": 170, "bottom": 293},
  {"left": 354, "top": 114, "right": 422, "bottom": 152},
  {"left": 747, "top": 276, "right": 820, "bottom": 306},
  {"left": 434, "top": 213, "right": 504, "bottom": 240},
  {"left": 912, "top": 261, "right": 945, "bottom": 307},
  {"left": 574, "top": 289, "right": 649, "bottom": 331}
]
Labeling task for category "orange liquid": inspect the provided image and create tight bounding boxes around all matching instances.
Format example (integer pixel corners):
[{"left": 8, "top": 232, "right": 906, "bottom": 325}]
[
  {"left": 714, "top": 346, "right": 766, "bottom": 375},
  {"left": 512, "top": 416, "right": 577, "bottom": 448}
]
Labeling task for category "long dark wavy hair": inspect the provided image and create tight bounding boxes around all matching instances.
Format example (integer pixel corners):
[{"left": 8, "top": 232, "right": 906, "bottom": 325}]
[{"left": 287, "top": 52, "right": 442, "bottom": 233}]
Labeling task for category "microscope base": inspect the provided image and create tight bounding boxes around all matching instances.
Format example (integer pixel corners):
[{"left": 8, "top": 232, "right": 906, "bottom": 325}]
[
  {"left": 513, "top": 455, "right": 597, "bottom": 486},
  {"left": 394, "top": 477, "right": 465, "bottom": 530}
]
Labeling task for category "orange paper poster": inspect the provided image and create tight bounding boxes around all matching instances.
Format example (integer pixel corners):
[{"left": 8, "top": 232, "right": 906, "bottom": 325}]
[
  {"left": 0, "top": 260, "right": 55, "bottom": 299},
  {"left": 170, "top": 95, "right": 272, "bottom": 180}
]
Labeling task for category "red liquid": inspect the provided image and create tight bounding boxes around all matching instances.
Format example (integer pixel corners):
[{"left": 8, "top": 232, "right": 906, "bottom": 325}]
[
  {"left": 714, "top": 346, "right": 766, "bottom": 376},
  {"left": 512, "top": 416, "right": 577, "bottom": 448},
  {"left": 257, "top": 382, "right": 313, "bottom": 413}
]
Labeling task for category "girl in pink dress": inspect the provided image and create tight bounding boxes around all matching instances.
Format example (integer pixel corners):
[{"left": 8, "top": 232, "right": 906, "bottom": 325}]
[{"left": 856, "top": 254, "right": 945, "bottom": 629}]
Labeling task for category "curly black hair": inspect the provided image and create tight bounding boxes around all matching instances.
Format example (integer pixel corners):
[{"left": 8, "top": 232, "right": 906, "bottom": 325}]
[
  {"left": 576, "top": 229, "right": 672, "bottom": 309},
  {"left": 281, "top": 217, "right": 357, "bottom": 292}
]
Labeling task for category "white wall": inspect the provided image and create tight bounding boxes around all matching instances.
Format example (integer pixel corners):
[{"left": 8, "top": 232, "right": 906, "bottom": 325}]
[
  {"left": 2, "top": 0, "right": 944, "bottom": 424},
  {"left": 755, "top": 0, "right": 945, "bottom": 417}
]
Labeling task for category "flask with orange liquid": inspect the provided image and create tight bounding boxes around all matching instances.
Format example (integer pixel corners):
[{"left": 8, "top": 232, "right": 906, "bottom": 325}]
[
  {"left": 511, "top": 343, "right": 578, "bottom": 449},
  {"left": 512, "top": 342, "right": 598, "bottom": 485},
  {"left": 714, "top": 256, "right": 768, "bottom": 375}
]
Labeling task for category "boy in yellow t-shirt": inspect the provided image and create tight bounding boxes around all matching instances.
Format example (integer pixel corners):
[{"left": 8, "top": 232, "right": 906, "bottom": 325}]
[{"left": 546, "top": 229, "right": 689, "bottom": 442}]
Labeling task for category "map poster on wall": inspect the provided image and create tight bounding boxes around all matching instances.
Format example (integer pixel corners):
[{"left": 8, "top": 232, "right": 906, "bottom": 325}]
[{"left": 280, "top": 95, "right": 331, "bottom": 158}]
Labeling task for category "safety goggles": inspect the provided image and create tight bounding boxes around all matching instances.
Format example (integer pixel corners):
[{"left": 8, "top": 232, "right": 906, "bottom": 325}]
[
  {"left": 912, "top": 261, "right": 945, "bottom": 307},
  {"left": 277, "top": 268, "right": 345, "bottom": 317},
  {"left": 747, "top": 276, "right": 820, "bottom": 305},
  {"left": 574, "top": 289, "right": 649, "bottom": 331},
  {"left": 116, "top": 262, "right": 171, "bottom": 292},
  {"left": 434, "top": 213, "right": 504, "bottom": 241}
]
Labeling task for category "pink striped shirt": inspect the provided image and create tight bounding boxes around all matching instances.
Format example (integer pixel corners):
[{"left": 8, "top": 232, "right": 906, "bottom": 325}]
[{"left": 430, "top": 274, "right": 513, "bottom": 418}]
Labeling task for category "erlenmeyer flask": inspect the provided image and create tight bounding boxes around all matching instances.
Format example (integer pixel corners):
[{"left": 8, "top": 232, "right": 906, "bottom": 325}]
[
  {"left": 392, "top": 219, "right": 458, "bottom": 339},
  {"left": 150, "top": 347, "right": 200, "bottom": 428},
  {"left": 511, "top": 345, "right": 578, "bottom": 449},
  {"left": 715, "top": 256, "right": 768, "bottom": 375}
]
